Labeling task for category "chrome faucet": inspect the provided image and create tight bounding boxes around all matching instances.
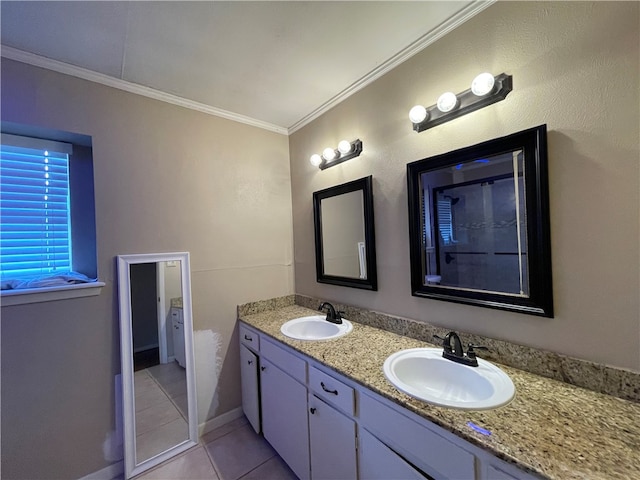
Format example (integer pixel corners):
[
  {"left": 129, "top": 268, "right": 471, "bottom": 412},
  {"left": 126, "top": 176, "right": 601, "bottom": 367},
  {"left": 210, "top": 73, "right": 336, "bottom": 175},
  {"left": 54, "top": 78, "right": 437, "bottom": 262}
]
[
  {"left": 318, "top": 302, "right": 343, "bottom": 325},
  {"left": 433, "top": 332, "right": 487, "bottom": 367}
]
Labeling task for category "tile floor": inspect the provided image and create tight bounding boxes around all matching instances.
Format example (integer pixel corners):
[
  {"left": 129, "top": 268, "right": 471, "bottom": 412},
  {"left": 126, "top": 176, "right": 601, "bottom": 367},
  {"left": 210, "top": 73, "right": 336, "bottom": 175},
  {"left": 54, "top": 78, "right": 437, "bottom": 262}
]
[
  {"left": 134, "top": 364, "right": 189, "bottom": 462},
  {"left": 130, "top": 416, "right": 298, "bottom": 480}
]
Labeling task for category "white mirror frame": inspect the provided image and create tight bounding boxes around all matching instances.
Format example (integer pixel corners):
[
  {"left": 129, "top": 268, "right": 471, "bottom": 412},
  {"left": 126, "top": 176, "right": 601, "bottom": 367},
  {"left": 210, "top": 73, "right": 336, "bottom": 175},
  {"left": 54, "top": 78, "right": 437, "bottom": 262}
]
[{"left": 117, "top": 252, "right": 198, "bottom": 478}]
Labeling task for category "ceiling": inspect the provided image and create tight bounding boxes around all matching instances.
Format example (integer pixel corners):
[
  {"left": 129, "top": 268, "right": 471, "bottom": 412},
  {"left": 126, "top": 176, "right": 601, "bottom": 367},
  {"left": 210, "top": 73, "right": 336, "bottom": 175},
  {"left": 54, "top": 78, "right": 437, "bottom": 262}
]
[{"left": 1, "top": 1, "right": 491, "bottom": 134}]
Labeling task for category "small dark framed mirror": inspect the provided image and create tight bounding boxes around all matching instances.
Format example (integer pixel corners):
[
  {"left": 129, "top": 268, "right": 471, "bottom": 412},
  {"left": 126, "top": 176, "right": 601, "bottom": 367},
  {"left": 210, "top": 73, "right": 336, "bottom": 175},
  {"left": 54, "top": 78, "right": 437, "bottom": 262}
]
[
  {"left": 407, "top": 125, "right": 553, "bottom": 316},
  {"left": 313, "top": 175, "right": 377, "bottom": 290}
]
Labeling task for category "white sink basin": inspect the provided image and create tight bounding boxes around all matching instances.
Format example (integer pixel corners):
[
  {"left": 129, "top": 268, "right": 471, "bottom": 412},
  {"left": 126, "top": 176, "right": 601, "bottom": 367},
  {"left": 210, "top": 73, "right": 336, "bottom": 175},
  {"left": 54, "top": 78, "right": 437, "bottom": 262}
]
[
  {"left": 383, "top": 348, "right": 515, "bottom": 410},
  {"left": 280, "top": 315, "right": 353, "bottom": 341}
]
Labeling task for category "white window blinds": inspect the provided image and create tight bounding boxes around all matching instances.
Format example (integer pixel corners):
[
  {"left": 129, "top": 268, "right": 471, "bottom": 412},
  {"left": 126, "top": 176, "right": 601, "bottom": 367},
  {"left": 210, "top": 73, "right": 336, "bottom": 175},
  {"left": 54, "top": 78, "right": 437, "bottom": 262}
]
[
  {"left": 437, "top": 198, "right": 454, "bottom": 245},
  {"left": 1, "top": 134, "right": 73, "bottom": 280}
]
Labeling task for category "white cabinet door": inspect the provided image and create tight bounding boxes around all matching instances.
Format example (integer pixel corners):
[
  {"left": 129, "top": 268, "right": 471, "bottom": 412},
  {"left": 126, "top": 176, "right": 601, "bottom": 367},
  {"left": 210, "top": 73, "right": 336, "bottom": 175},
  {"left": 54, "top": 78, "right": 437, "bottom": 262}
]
[
  {"left": 308, "top": 394, "right": 357, "bottom": 480},
  {"left": 359, "top": 429, "right": 430, "bottom": 480},
  {"left": 171, "top": 309, "right": 185, "bottom": 367},
  {"left": 261, "top": 358, "right": 310, "bottom": 480},
  {"left": 239, "top": 344, "right": 260, "bottom": 434}
]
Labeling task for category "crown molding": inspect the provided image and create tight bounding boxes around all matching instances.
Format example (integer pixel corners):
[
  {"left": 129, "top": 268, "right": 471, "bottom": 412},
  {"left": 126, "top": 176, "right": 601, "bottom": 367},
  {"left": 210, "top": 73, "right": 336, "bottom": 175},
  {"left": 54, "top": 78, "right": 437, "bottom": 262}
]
[
  {"left": 287, "top": 0, "right": 496, "bottom": 135},
  {"left": 0, "top": 45, "right": 289, "bottom": 135},
  {"left": 1, "top": 0, "right": 493, "bottom": 137}
]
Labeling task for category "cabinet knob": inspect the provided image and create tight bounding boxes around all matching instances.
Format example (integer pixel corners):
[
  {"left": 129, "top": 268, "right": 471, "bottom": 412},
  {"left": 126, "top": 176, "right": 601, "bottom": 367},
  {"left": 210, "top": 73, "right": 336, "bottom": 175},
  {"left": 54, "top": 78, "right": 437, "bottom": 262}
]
[
  {"left": 261, "top": 366, "right": 266, "bottom": 371},
  {"left": 309, "top": 407, "right": 316, "bottom": 414},
  {"left": 248, "top": 360, "right": 253, "bottom": 365}
]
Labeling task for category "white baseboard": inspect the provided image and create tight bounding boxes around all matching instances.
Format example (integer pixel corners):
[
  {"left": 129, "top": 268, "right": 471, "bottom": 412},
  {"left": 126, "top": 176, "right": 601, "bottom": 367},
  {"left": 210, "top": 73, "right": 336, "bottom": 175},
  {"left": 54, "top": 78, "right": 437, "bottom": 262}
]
[
  {"left": 133, "top": 343, "right": 159, "bottom": 354},
  {"left": 78, "top": 460, "right": 123, "bottom": 480},
  {"left": 79, "top": 409, "right": 243, "bottom": 479},
  {"left": 198, "top": 406, "right": 244, "bottom": 436}
]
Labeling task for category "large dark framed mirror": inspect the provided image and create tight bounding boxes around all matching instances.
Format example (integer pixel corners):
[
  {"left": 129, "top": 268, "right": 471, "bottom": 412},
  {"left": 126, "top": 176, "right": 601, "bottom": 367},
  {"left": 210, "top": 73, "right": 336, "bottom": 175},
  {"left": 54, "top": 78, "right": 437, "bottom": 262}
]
[
  {"left": 407, "top": 125, "right": 553, "bottom": 317},
  {"left": 313, "top": 175, "right": 377, "bottom": 290}
]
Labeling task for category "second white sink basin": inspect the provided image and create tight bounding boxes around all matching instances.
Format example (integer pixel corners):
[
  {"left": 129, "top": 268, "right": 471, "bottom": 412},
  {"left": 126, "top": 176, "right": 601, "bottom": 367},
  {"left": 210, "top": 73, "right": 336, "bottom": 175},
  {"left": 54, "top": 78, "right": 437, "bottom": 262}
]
[
  {"left": 383, "top": 348, "right": 515, "bottom": 410},
  {"left": 281, "top": 315, "right": 353, "bottom": 341}
]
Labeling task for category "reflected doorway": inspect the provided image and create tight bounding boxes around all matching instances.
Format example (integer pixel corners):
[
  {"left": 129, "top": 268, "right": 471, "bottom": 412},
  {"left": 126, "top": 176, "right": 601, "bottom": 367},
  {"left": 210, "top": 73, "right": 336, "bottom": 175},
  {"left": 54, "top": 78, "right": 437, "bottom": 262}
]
[{"left": 131, "top": 263, "right": 159, "bottom": 371}]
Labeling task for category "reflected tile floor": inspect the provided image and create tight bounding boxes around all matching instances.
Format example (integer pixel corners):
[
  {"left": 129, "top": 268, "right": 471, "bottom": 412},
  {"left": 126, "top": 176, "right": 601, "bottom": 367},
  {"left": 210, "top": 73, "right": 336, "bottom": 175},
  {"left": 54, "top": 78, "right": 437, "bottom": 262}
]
[{"left": 129, "top": 416, "right": 298, "bottom": 480}]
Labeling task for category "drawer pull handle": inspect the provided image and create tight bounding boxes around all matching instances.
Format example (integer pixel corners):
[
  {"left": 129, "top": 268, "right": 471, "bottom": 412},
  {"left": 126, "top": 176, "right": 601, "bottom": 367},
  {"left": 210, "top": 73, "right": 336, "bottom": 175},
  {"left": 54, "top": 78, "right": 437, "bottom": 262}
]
[
  {"left": 321, "top": 381, "right": 339, "bottom": 395},
  {"left": 309, "top": 407, "right": 316, "bottom": 414},
  {"left": 244, "top": 334, "right": 253, "bottom": 341}
]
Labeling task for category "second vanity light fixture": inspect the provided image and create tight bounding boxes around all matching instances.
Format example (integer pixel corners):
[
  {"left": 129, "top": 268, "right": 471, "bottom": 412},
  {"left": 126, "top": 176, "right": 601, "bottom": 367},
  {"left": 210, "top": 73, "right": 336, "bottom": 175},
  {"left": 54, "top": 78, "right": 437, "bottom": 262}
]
[
  {"left": 310, "top": 139, "right": 363, "bottom": 170},
  {"left": 409, "top": 72, "right": 513, "bottom": 132}
]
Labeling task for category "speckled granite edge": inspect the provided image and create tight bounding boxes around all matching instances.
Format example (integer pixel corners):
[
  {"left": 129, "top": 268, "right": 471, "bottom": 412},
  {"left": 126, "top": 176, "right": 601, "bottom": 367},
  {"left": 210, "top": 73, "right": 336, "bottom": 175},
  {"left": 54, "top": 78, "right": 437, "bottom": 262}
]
[
  {"left": 237, "top": 295, "right": 295, "bottom": 317},
  {"left": 293, "top": 294, "right": 640, "bottom": 403},
  {"left": 237, "top": 303, "right": 640, "bottom": 480}
]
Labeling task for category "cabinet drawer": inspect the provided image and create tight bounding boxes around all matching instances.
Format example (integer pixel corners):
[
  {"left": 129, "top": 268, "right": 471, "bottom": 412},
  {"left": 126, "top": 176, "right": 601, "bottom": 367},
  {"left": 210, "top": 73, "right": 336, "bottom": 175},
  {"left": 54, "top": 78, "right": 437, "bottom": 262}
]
[
  {"left": 359, "top": 429, "right": 430, "bottom": 480},
  {"left": 486, "top": 465, "right": 519, "bottom": 480},
  {"left": 308, "top": 366, "right": 354, "bottom": 415},
  {"left": 239, "top": 324, "right": 260, "bottom": 351},
  {"left": 360, "top": 393, "right": 475, "bottom": 480},
  {"left": 261, "top": 338, "right": 306, "bottom": 383}
]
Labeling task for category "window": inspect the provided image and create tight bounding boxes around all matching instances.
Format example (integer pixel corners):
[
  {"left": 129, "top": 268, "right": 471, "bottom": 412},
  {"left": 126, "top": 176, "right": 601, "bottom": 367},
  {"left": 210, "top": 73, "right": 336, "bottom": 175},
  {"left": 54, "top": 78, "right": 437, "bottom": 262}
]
[
  {"left": 1, "top": 135, "right": 73, "bottom": 280},
  {"left": 436, "top": 196, "right": 456, "bottom": 245},
  {"left": 0, "top": 129, "right": 102, "bottom": 304}
]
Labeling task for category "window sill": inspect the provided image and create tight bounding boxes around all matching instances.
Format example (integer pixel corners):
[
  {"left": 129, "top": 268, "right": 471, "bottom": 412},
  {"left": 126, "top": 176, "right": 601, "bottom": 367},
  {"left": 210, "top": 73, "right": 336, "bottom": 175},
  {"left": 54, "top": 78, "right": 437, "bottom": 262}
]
[{"left": 1, "top": 281, "right": 106, "bottom": 306}]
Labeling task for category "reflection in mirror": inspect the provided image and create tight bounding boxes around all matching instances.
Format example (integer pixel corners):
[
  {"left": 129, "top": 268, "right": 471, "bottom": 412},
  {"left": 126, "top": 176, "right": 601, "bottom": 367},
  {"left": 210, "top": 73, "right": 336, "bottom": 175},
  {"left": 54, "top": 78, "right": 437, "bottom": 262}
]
[
  {"left": 118, "top": 252, "right": 198, "bottom": 478},
  {"left": 407, "top": 125, "right": 553, "bottom": 316},
  {"left": 321, "top": 190, "right": 367, "bottom": 279},
  {"left": 314, "top": 176, "right": 377, "bottom": 290}
]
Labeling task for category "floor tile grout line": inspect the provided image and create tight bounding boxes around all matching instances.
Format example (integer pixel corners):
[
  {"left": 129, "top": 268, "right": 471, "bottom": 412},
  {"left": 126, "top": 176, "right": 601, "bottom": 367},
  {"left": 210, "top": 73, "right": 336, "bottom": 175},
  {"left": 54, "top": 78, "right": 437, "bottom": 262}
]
[
  {"left": 200, "top": 419, "right": 249, "bottom": 479},
  {"left": 236, "top": 454, "right": 279, "bottom": 480},
  {"left": 199, "top": 418, "right": 249, "bottom": 447},
  {"left": 146, "top": 365, "right": 189, "bottom": 421}
]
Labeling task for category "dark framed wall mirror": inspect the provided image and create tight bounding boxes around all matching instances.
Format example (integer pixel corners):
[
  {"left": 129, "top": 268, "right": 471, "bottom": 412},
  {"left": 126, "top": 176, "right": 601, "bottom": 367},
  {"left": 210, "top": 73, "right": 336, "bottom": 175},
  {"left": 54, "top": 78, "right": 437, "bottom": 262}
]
[
  {"left": 407, "top": 125, "right": 553, "bottom": 317},
  {"left": 313, "top": 175, "right": 377, "bottom": 290}
]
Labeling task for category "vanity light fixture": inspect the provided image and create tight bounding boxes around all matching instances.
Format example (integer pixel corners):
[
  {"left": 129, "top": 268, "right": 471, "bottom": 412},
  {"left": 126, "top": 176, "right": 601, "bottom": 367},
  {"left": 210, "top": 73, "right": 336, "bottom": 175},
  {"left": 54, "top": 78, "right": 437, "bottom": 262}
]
[
  {"left": 309, "top": 139, "right": 363, "bottom": 170},
  {"left": 436, "top": 92, "right": 458, "bottom": 113},
  {"left": 410, "top": 72, "right": 512, "bottom": 133}
]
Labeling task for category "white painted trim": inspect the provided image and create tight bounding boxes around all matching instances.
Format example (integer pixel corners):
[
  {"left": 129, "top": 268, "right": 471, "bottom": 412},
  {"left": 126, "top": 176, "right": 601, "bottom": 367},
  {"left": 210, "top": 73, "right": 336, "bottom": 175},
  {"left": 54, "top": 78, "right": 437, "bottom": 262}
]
[
  {"left": 0, "top": 282, "right": 105, "bottom": 307},
  {"left": 78, "top": 461, "right": 123, "bottom": 480},
  {"left": 198, "top": 406, "right": 244, "bottom": 436},
  {"left": 287, "top": 0, "right": 496, "bottom": 134},
  {"left": 156, "top": 263, "right": 168, "bottom": 364},
  {"left": 0, "top": 46, "right": 288, "bottom": 136},
  {"left": 0, "top": 0, "right": 497, "bottom": 135},
  {"left": 117, "top": 252, "right": 199, "bottom": 479},
  {"left": 0, "top": 1, "right": 493, "bottom": 136}
]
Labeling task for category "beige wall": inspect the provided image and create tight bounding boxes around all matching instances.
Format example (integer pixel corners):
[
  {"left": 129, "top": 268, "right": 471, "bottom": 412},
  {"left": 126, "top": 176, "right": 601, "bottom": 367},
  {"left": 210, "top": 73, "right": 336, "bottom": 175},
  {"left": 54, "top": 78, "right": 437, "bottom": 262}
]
[
  {"left": 290, "top": 2, "right": 640, "bottom": 371},
  {"left": 0, "top": 59, "right": 294, "bottom": 478}
]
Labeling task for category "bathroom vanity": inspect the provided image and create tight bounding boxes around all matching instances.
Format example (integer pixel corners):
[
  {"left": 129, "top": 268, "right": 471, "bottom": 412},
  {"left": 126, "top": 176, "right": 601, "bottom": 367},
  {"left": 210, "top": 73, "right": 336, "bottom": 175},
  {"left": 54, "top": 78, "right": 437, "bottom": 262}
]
[
  {"left": 239, "top": 319, "right": 533, "bottom": 479},
  {"left": 238, "top": 301, "right": 640, "bottom": 480}
]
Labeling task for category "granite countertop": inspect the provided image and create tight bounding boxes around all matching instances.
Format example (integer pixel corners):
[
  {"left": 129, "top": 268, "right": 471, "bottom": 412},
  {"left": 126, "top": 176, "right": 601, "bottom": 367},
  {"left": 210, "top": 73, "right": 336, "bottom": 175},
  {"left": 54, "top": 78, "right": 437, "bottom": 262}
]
[{"left": 239, "top": 305, "right": 640, "bottom": 480}]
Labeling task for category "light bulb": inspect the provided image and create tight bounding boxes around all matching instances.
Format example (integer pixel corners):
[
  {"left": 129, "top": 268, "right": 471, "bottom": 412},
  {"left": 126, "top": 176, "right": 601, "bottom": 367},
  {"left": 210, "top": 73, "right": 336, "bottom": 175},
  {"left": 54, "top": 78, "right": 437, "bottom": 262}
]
[
  {"left": 322, "top": 147, "right": 336, "bottom": 161},
  {"left": 471, "top": 72, "right": 495, "bottom": 96},
  {"left": 310, "top": 154, "right": 322, "bottom": 167},
  {"left": 409, "top": 105, "right": 428, "bottom": 124},
  {"left": 338, "top": 140, "right": 352, "bottom": 155},
  {"left": 437, "top": 92, "right": 458, "bottom": 112}
]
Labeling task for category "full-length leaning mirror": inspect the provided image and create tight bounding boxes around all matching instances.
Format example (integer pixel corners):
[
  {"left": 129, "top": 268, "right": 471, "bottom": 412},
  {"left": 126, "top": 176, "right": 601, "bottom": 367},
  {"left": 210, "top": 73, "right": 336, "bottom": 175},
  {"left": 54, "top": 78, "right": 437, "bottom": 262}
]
[
  {"left": 407, "top": 125, "right": 553, "bottom": 316},
  {"left": 117, "top": 252, "right": 198, "bottom": 478},
  {"left": 313, "top": 175, "right": 377, "bottom": 290}
]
